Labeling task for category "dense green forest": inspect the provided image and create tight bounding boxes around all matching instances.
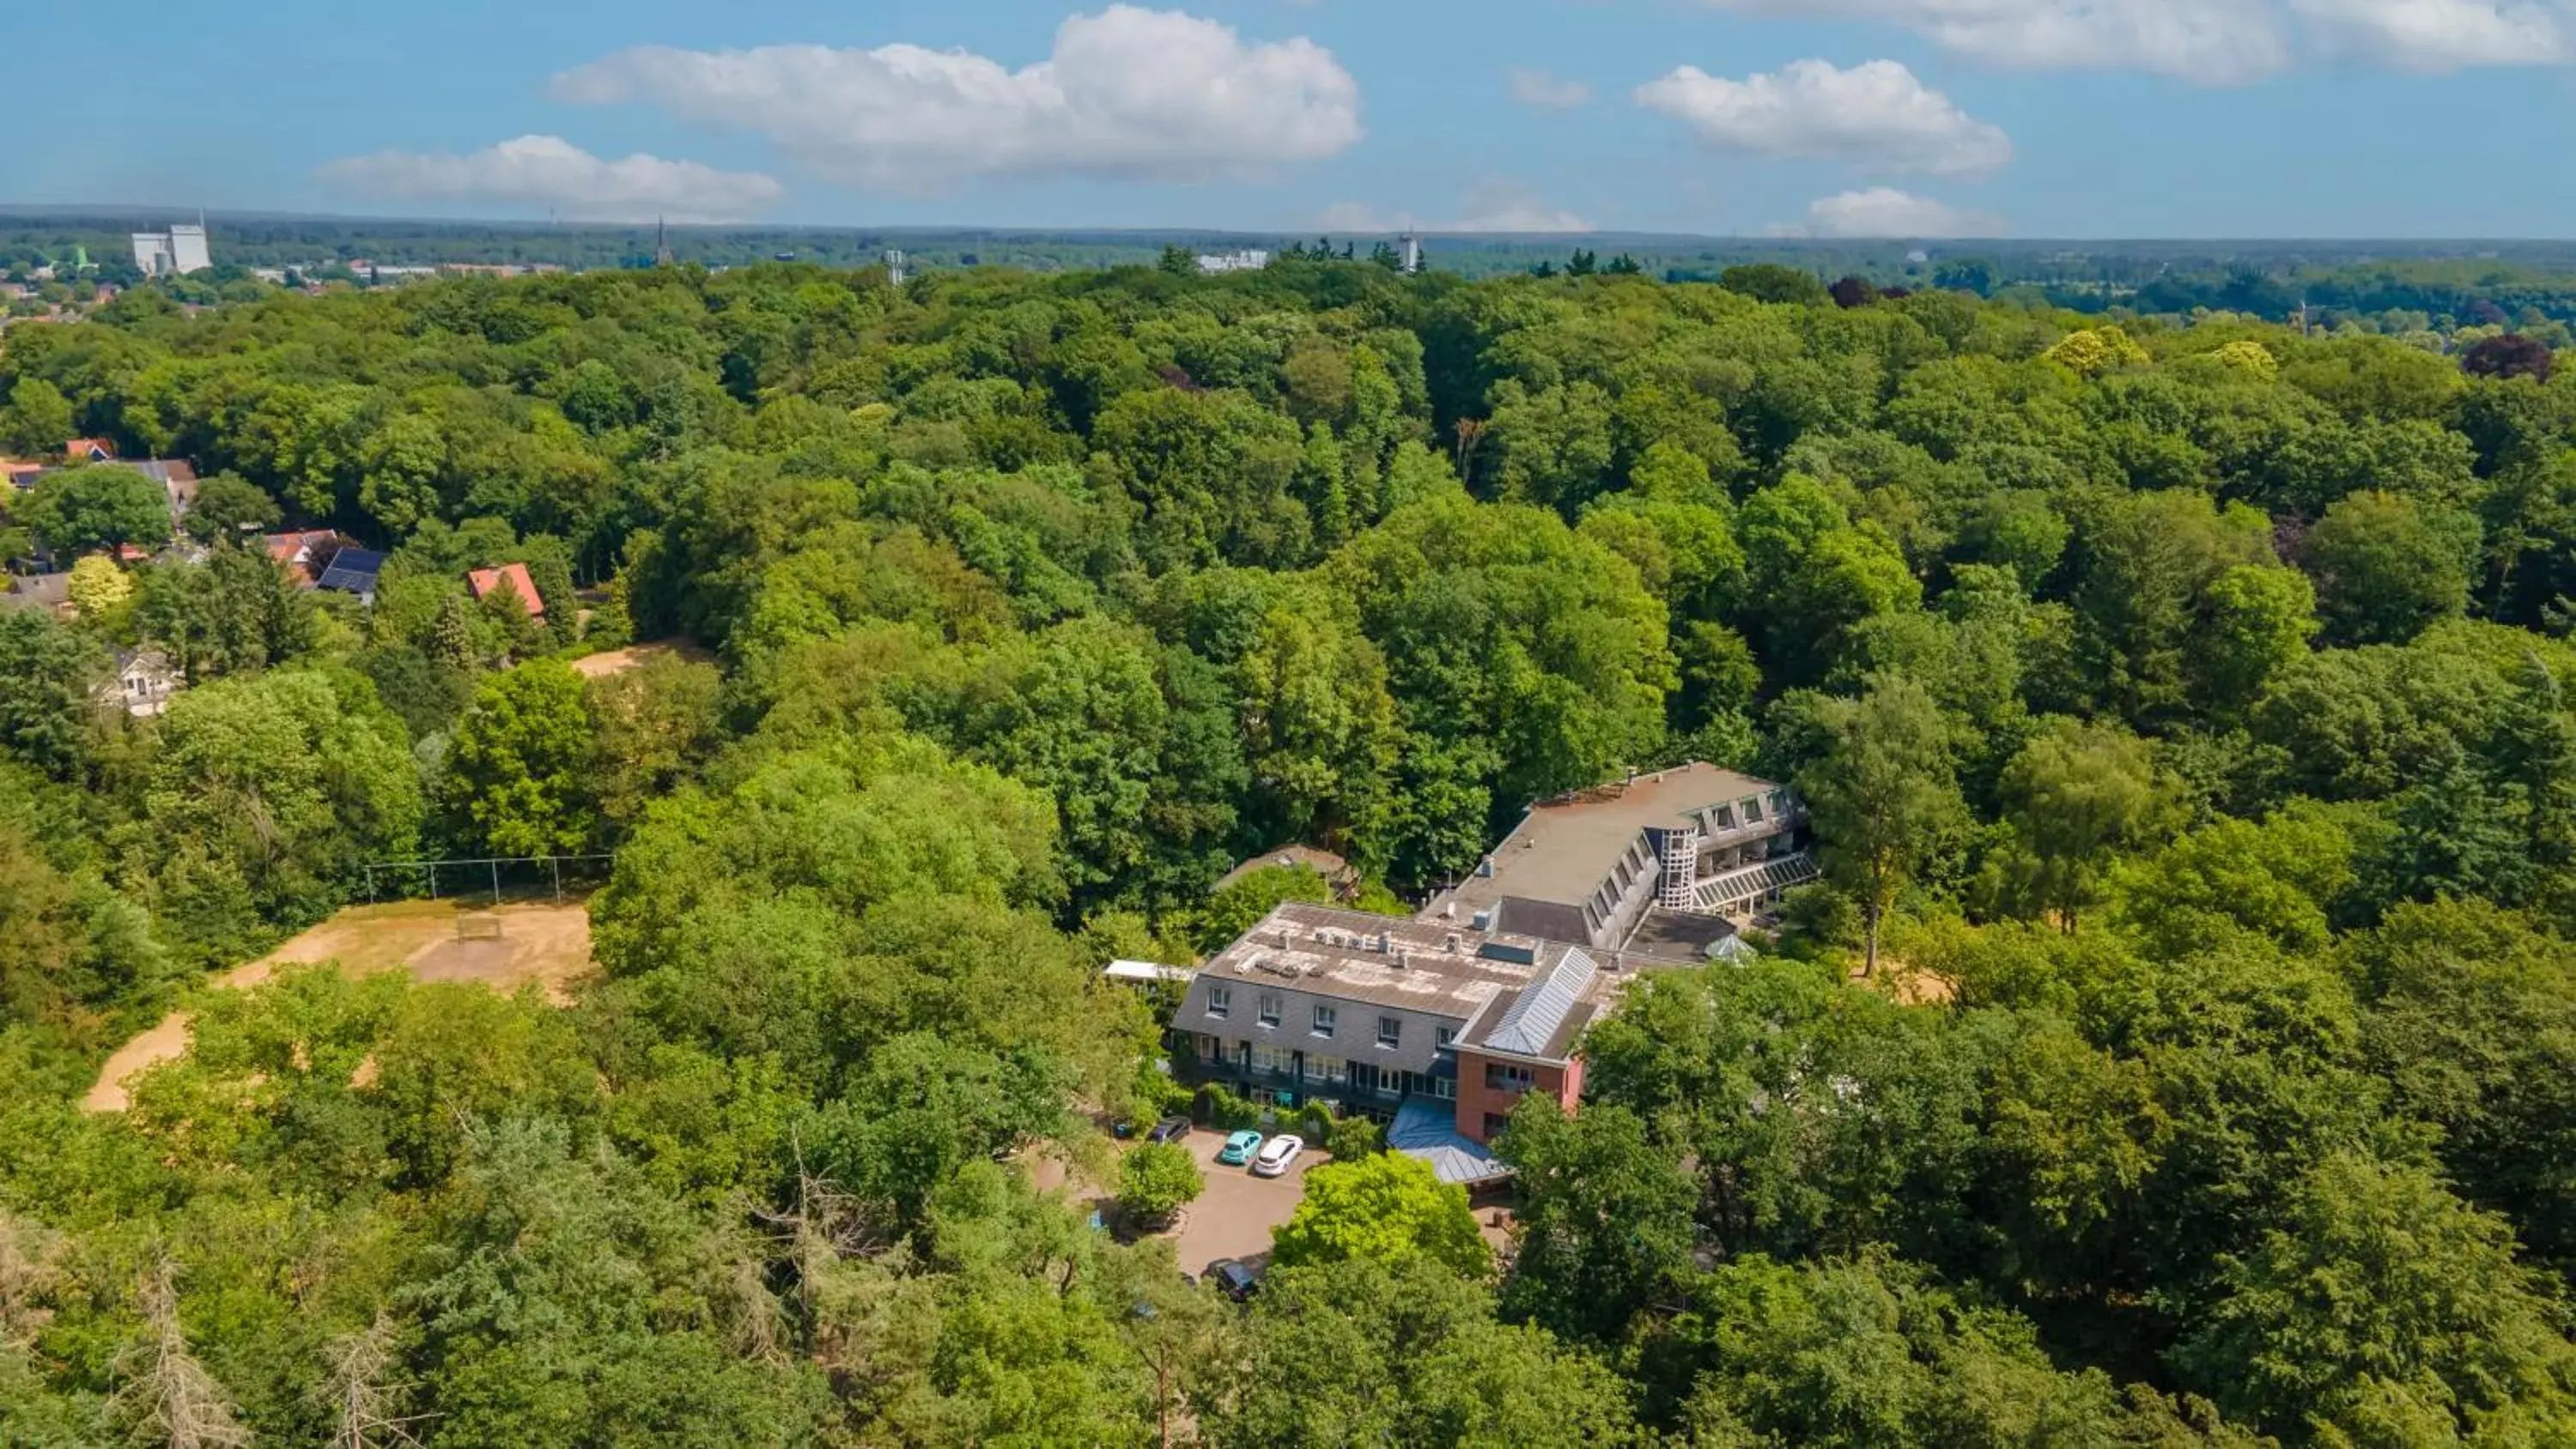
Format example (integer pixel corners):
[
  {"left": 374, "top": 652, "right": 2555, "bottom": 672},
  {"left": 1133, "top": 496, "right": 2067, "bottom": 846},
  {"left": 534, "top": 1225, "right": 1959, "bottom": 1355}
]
[{"left": 6, "top": 249, "right": 2576, "bottom": 1446}]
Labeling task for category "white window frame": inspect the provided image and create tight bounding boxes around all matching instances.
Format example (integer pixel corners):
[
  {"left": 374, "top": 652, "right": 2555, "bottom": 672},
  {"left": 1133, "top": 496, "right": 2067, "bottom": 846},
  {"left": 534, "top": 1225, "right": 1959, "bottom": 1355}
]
[
  {"left": 1376, "top": 1016, "right": 1402, "bottom": 1049},
  {"left": 1206, "top": 985, "right": 1230, "bottom": 1019},
  {"left": 1312, "top": 1003, "right": 1336, "bottom": 1038},
  {"left": 1257, "top": 993, "right": 1282, "bottom": 1028}
]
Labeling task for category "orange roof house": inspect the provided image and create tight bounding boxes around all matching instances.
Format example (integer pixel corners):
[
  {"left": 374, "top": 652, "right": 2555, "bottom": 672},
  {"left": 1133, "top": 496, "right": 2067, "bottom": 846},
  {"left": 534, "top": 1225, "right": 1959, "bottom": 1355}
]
[
  {"left": 466, "top": 562, "right": 544, "bottom": 619},
  {"left": 65, "top": 439, "right": 112, "bottom": 462}
]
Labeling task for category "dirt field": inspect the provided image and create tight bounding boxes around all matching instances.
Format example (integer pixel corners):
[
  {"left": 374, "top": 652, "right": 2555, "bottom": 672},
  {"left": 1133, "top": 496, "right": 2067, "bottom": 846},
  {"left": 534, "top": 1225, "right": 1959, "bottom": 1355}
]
[
  {"left": 570, "top": 640, "right": 714, "bottom": 680},
  {"left": 83, "top": 899, "right": 596, "bottom": 1113}
]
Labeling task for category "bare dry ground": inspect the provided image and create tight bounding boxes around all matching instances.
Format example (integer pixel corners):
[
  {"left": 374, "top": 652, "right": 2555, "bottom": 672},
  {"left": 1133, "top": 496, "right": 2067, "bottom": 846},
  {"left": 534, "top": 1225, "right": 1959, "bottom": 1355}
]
[
  {"left": 569, "top": 639, "right": 715, "bottom": 680},
  {"left": 82, "top": 899, "right": 596, "bottom": 1113}
]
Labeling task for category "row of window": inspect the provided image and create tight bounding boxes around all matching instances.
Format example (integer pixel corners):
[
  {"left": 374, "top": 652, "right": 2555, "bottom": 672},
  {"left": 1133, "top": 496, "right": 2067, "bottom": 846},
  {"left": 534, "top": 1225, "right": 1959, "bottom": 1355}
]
[
  {"left": 1706, "top": 791, "right": 1791, "bottom": 834},
  {"left": 1205, "top": 985, "right": 1455, "bottom": 1050},
  {"left": 1484, "top": 1061, "right": 1538, "bottom": 1094},
  {"left": 1211, "top": 1037, "right": 1459, "bottom": 1101}
]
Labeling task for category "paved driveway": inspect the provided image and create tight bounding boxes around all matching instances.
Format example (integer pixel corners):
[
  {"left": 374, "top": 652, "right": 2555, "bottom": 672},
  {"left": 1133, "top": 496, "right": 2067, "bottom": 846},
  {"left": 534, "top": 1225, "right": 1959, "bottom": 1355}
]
[{"left": 1161, "top": 1127, "right": 1317, "bottom": 1276}]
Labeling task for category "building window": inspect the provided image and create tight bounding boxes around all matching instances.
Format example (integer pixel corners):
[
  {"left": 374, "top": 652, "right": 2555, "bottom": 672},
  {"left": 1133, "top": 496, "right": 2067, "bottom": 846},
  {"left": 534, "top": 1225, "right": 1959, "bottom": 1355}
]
[
  {"left": 1252, "top": 1044, "right": 1295, "bottom": 1075},
  {"left": 1303, "top": 1055, "right": 1346, "bottom": 1085},
  {"left": 1205, "top": 985, "right": 1230, "bottom": 1020},
  {"left": 1258, "top": 994, "right": 1281, "bottom": 1028},
  {"left": 1435, "top": 1025, "right": 1457, "bottom": 1050},
  {"left": 1741, "top": 796, "right": 1765, "bottom": 824},
  {"left": 1430, "top": 1074, "right": 1456, "bottom": 1101},
  {"left": 1485, "top": 1062, "right": 1537, "bottom": 1094},
  {"left": 1312, "top": 1004, "right": 1336, "bottom": 1038},
  {"left": 1712, "top": 803, "right": 1736, "bottom": 831},
  {"left": 1483, "top": 1113, "right": 1511, "bottom": 1140},
  {"left": 1376, "top": 1016, "right": 1402, "bottom": 1049}
]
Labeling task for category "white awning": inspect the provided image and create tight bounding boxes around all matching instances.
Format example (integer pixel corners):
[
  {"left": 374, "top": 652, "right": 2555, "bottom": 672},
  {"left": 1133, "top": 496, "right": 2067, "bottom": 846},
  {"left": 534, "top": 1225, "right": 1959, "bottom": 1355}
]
[{"left": 1104, "top": 960, "right": 1195, "bottom": 985}]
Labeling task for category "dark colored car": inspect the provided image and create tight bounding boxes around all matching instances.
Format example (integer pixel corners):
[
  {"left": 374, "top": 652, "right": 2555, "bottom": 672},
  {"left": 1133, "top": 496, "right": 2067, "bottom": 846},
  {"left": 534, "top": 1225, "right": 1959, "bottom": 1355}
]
[
  {"left": 1145, "top": 1115, "right": 1191, "bottom": 1144},
  {"left": 1206, "top": 1258, "right": 1260, "bottom": 1302}
]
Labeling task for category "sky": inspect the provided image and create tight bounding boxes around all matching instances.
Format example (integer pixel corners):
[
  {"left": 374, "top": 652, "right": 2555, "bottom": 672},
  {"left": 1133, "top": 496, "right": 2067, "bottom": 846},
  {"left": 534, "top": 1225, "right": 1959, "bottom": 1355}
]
[{"left": 14, "top": 0, "right": 2576, "bottom": 239}]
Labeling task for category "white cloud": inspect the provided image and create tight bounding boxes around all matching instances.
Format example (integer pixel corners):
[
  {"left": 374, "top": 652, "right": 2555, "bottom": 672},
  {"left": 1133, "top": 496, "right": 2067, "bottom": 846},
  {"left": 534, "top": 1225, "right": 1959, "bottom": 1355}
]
[
  {"left": 315, "top": 136, "right": 784, "bottom": 221},
  {"left": 1637, "top": 58, "right": 2011, "bottom": 176},
  {"left": 1698, "top": 0, "right": 2576, "bottom": 78},
  {"left": 1782, "top": 187, "right": 2002, "bottom": 237},
  {"left": 1697, "top": 0, "right": 2291, "bottom": 82},
  {"left": 551, "top": 6, "right": 1362, "bottom": 192},
  {"left": 1507, "top": 68, "right": 1595, "bottom": 108},
  {"left": 1316, "top": 181, "right": 1594, "bottom": 234},
  {"left": 2288, "top": 0, "right": 2568, "bottom": 70}
]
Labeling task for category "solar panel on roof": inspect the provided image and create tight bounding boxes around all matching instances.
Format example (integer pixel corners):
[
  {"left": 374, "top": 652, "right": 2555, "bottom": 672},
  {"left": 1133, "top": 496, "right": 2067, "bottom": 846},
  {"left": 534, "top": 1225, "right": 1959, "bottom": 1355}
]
[{"left": 315, "top": 549, "right": 386, "bottom": 591}]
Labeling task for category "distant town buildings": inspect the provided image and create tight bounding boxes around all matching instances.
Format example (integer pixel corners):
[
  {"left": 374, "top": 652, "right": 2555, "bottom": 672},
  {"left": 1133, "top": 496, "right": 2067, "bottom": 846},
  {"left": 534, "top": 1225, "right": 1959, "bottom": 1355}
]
[
  {"left": 131, "top": 224, "right": 212, "bottom": 277},
  {"left": 1195, "top": 249, "right": 1271, "bottom": 275}
]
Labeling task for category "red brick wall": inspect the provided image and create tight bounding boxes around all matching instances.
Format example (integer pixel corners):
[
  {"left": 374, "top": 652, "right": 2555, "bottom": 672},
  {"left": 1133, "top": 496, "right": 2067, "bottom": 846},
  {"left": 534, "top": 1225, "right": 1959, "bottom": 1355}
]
[{"left": 1453, "top": 1051, "right": 1571, "bottom": 1144}]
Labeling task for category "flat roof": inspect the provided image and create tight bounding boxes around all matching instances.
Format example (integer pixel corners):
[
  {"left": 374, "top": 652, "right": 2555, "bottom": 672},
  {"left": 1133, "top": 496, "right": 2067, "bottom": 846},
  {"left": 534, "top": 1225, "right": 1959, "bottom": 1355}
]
[
  {"left": 1195, "top": 902, "right": 1564, "bottom": 1022},
  {"left": 1176, "top": 901, "right": 1626, "bottom": 1069},
  {"left": 1431, "top": 762, "right": 1786, "bottom": 921}
]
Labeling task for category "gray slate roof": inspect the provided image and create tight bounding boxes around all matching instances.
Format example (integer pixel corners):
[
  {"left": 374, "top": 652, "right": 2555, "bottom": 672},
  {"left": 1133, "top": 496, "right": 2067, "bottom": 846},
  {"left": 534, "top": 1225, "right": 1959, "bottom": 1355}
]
[
  {"left": 1481, "top": 949, "right": 1599, "bottom": 1058},
  {"left": 1389, "top": 1098, "right": 1509, "bottom": 1185}
]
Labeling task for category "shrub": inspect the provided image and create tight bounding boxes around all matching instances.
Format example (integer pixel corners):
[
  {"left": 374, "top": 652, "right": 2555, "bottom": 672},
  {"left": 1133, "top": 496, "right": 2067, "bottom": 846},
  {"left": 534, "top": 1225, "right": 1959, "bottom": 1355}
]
[
  {"left": 1200, "top": 1084, "right": 1261, "bottom": 1131},
  {"left": 1326, "top": 1113, "right": 1383, "bottom": 1161},
  {"left": 1118, "top": 1143, "right": 1204, "bottom": 1226}
]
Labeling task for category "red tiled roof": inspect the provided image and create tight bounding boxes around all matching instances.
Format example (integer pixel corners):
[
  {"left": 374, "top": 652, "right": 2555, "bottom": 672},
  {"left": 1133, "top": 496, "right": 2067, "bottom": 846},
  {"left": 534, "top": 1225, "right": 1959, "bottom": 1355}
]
[
  {"left": 262, "top": 530, "right": 337, "bottom": 572},
  {"left": 65, "top": 439, "right": 112, "bottom": 460},
  {"left": 467, "top": 562, "right": 544, "bottom": 618}
]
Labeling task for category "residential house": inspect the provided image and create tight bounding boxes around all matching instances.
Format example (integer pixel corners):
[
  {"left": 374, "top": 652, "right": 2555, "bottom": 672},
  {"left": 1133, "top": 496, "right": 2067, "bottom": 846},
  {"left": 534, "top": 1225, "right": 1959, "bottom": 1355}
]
[
  {"left": 0, "top": 572, "right": 73, "bottom": 619},
  {"left": 1173, "top": 763, "right": 1819, "bottom": 1185},
  {"left": 124, "top": 458, "right": 199, "bottom": 525},
  {"left": 29, "top": 450, "right": 202, "bottom": 537},
  {"left": 315, "top": 549, "right": 386, "bottom": 603},
  {"left": 101, "top": 646, "right": 180, "bottom": 718},
  {"left": 264, "top": 530, "right": 341, "bottom": 579},
  {"left": 466, "top": 562, "right": 544, "bottom": 619},
  {"left": 1216, "top": 844, "right": 1361, "bottom": 900}
]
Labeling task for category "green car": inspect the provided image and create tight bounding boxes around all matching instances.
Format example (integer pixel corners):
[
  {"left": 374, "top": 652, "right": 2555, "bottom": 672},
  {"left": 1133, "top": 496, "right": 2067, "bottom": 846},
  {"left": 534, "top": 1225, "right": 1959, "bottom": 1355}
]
[{"left": 1217, "top": 1130, "right": 1264, "bottom": 1167}]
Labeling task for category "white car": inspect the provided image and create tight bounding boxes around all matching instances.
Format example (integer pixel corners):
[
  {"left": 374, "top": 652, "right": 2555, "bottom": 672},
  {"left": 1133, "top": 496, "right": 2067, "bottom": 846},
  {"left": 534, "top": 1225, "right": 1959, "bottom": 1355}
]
[{"left": 1250, "top": 1134, "right": 1305, "bottom": 1178}]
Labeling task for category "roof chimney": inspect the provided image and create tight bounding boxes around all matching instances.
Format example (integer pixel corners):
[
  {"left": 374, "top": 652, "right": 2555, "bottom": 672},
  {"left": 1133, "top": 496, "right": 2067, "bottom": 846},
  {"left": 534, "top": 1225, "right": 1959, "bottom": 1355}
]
[{"left": 1444, "top": 931, "right": 1463, "bottom": 955}]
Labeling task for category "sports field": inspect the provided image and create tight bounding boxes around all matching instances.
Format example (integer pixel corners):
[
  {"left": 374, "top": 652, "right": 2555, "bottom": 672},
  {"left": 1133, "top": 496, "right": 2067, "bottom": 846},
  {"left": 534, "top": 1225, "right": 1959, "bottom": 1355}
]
[{"left": 82, "top": 899, "right": 595, "bottom": 1112}]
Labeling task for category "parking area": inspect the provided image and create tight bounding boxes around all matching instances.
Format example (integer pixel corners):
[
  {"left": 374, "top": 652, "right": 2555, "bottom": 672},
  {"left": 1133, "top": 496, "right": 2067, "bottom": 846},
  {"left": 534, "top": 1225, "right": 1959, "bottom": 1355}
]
[{"left": 1161, "top": 1127, "right": 1318, "bottom": 1277}]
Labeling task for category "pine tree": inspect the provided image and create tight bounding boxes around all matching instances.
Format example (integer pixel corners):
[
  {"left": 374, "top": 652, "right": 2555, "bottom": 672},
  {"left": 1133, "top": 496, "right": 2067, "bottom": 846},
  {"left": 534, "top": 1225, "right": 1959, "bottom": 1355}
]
[
  {"left": 2501, "top": 652, "right": 2576, "bottom": 900},
  {"left": 426, "top": 593, "right": 478, "bottom": 674},
  {"left": 113, "top": 1256, "right": 251, "bottom": 1449}
]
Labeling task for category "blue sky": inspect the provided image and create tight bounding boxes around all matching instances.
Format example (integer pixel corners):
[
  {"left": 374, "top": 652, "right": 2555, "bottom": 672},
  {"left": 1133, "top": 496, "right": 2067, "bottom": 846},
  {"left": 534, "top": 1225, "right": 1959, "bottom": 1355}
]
[{"left": 13, "top": 0, "right": 2576, "bottom": 238}]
